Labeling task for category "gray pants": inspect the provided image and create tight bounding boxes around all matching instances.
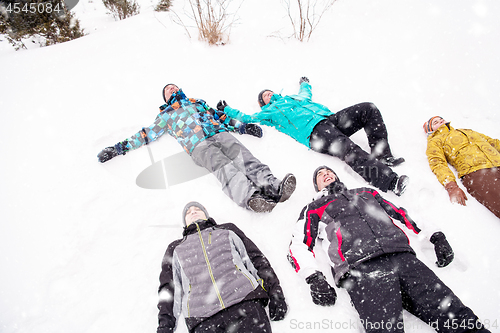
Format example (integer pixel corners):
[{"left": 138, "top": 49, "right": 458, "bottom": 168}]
[{"left": 191, "top": 132, "right": 279, "bottom": 209}]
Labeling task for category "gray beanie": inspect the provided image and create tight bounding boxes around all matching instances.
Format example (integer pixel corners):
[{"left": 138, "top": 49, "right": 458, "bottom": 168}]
[
  {"left": 312, "top": 166, "right": 337, "bottom": 192},
  {"left": 182, "top": 201, "right": 209, "bottom": 225}
]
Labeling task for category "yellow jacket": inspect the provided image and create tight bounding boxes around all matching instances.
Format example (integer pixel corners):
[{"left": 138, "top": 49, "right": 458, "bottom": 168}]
[{"left": 426, "top": 123, "right": 500, "bottom": 186}]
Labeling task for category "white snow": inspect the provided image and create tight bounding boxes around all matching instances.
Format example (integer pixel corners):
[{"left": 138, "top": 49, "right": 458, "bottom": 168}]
[{"left": 1, "top": 0, "right": 500, "bottom": 332}]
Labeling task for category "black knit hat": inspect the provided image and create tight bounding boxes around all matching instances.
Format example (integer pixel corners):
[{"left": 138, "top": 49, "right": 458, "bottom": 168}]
[
  {"left": 182, "top": 201, "right": 209, "bottom": 226},
  {"left": 258, "top": 89, "right": 272, "bottom": 107},
  {"left": 312, "top": 166, "right": 338, "bottom": 192},
  {"left": 162, "top": 83, "right": 179, "bottom": 103}
]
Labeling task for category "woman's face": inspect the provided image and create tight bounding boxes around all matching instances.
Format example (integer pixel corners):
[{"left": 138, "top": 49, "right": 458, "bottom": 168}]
[{"left": 431, "top": 117, "right": 447, "bottom": 132}]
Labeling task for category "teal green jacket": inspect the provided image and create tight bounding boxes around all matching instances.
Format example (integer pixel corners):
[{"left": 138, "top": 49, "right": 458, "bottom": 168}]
[{"left": 225, "top": 82, "right": 332, "bottom": 147}]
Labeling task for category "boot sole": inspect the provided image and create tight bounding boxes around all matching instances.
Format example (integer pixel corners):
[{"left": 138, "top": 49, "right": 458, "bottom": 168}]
[
  {"left": 248, "top": 197, "right": 277, "bottom": 213},
  {"left": 278, "top": 173, "right": 297, "bottom": 203}
]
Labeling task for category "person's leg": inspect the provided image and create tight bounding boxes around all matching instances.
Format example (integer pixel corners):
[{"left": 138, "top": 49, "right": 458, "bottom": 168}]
[
  {"left": 216, "top": 132, "right": 281, "bottom": 191},
  {"left": 462, "top": 168, "right": 500, "bottom": 219},
  {"left": 192, "top": 300, "right": 272, "bottom": 333},
  {"left": 329, "top": 102, "right": 393, "bottom": 159},
  {"left": 191, "top": 135, "right": 258, "bottom": 209},
  {"left": 340, "top": 256, "right": 405, "bottom": 333},
  {"left": 395, "top": 252, "right": 489, "bottom": 333},
  {"left": 310, "top": 120, "right": 398, "bottom": 192},
  {"left": 216, "top": 132, "right": 296, "bottom": 205}
]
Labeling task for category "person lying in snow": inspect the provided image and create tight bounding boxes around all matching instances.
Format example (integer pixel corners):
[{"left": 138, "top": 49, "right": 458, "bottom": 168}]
[
  {"left": 157, "top": 201, "right": 287, "bottom": 333},
  {"left": 97, "top": 84, "right": 296, "bottom": 213},
  {"left": 287, "top": 165, "right": 490, "bottom": 333},
  {"left": 217, "top": 77, "right": 408, "bottom": 196},
  {"left": 424, "top": 116, "right": 500, "bottom": 219}
]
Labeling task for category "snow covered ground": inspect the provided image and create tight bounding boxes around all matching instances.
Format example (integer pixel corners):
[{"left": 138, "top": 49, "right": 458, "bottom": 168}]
[{"left": 1, "top": 0, "right": 500, "bottom": 332}]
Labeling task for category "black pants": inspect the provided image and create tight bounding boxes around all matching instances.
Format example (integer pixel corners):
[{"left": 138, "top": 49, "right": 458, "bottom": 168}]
[
  {"left": 340, "top": 252, "right": 488, "bottom": 333},
  {"left": 191, "top": 300, "right": 272, "bottom": 333},
  {"left": 310, "top": 102, "right": 397, "bottom": 192}
]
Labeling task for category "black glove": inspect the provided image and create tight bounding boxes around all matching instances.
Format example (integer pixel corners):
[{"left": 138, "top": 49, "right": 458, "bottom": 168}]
[
  {"left": 268, "top": 288, "right": 287, "bottom": 321},
  {"left": 299, "top": 76, "right": 309, "bottom": 84},
  {"left": 305, "top": 271, "right": 337, "bottom": 306},
  {"left": 238, "top": 123, "right": 263, "bottom": 138},
  {"left": 217, "top": 100, "right": 228, "bottom": 112},
  {"left": 430, "top": 231, "right": 454, "bottom": 267},
  {"left": 97, "top": 142, "right": 127, "bottom": 163}
]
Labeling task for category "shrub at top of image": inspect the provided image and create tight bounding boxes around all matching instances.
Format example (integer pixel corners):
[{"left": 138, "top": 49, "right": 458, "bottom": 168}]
[
  {"left": 154, "top": 0, "right": 171, "bottom": 12},
  {"left": 102, "top": 0, "right": 140, "bottom": 20}
]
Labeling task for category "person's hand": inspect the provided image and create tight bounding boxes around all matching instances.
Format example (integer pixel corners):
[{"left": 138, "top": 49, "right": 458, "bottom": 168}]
[
  {"left": 299, "top": 77, "right": 309, "bottom": 84},
  {"left": 239, "top": 123, "right": 263, "bottom": 138},
  {"left": 430, "top": 232, "right": 454, "bottom": 267},
  {"left": 305, "top": 271, "right": 337, "bottom": 306},
  {"left": 217, "top": 100, "right": 228, "bottom": 112},
  {"left": 268, "top": 288, "right": 287, "bottom": 321},
  {"left": 444, "top": 181, "right": 467, "bottom": 206},
  {"left": 97, "top": 142, "right": 127, "bottom": 163},
  {"left": 98, "top": 147, "right": 118, "bottom": 163}
]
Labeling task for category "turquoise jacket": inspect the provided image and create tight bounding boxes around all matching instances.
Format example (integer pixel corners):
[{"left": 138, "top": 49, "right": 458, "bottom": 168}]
[{"left": 225, "top": 82, "right": 332, "bottom": 147}]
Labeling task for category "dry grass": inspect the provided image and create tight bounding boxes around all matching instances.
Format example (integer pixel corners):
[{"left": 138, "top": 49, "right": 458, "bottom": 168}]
[
  {"left": 186, "top": 0, "right": 244, "bottom": 45},
  {"left": 284, "top": 0, "right": 337, "bottom": 42}
]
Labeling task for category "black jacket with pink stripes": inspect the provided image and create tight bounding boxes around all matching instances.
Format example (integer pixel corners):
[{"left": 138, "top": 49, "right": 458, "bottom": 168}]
[{"left": 289, "top": 181, "right": 422, "bottom": 286}]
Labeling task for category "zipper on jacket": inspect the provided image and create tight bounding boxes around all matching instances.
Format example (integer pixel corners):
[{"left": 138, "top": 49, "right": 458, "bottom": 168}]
[
  {"left": 272, "top": 105, "right": 299, "bottom": 130},
  {"left": 196, "top": 223, "right": 225, "bottom": 309},
  {"left": 187, "top": 284, "right": 192, "bottom": 317},
  {"left": 235, "top": 264, "right": 256, "bottom": 289}
]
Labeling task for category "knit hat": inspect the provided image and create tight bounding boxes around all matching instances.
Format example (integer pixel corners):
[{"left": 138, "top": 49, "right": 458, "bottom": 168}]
[
  {"left": 423, "top": 116, "right": 443, "bottom": 134},
  {"left": 162, "top": 83, "right": 179, "bottom": 103},
  {"left": 258, "top": 89, "right": 272, "bottom": 107},
  {"left": 312, "top": 165, "right": 338, "bottom": 192},
  {"left": 182, "top": 201, "right": 209, "bottom": 226}
]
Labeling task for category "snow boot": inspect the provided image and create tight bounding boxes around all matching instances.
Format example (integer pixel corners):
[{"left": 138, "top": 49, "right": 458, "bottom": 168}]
[
  {"left": 277, "top": 173, "right": 296, "bottom": 203},
  {"left": 392, "top": 175, "right": 409, "bottom": 196},
  {"left": 248, "top": 193, "right": 277, "bottom": 213},
  {"left": 379, "top": 156, "right": 405, "bottom": 167}
]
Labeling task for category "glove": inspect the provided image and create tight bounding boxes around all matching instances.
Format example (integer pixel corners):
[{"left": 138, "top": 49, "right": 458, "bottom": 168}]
[
  {"left": 268, "top": 288, "right": 287, "bottom": 321},
  {"left": 217, "top": 100, "right": 228, "bottom": 112},
  {"left": 299, "top": 76, "right": 309, "bottom": 84},
  {"left": 238, "top": 123, "right": 263, "bottom": 138},
  {"left": 444, "top": 181, "right": 467, "bottom": 206},
  {"left": 305, "top": 271, "right": 337, "bottom": 306},
  {"left": 430, "top": 232, "right": 454, "bottom": 267},
  {"left": 97, "top": 142, "right": 127, "bottom": 163}
]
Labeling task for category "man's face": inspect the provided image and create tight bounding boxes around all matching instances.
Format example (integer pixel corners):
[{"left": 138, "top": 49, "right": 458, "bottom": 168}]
[
  {"left": 261, "top": 90, "right": 274, "bottom": 106},
  {"left": 316, "top": 168, "right": 337, "bottom": 191},
  {"left": 185, "top": 206, "right": 207, "bottom": 226},
  {"left": 430, "top": 117, "right": 446, "bottom": 132},
  {"left": 163, "top": 84, "right": 179, "bottom": 102}
]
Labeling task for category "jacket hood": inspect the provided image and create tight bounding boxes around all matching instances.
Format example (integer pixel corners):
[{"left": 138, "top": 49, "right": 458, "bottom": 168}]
[
  {"left": 165, "top": 89, "right": 188, "bottom": 107},
  {"left": 261, "top": 93, "right": 281, "bottom": 109},
  {"left": 182, "top": 218, "right": 217, "bottom": 237},
  {"left": 314, "top": 181, "right": 348, "bottom": 200}
]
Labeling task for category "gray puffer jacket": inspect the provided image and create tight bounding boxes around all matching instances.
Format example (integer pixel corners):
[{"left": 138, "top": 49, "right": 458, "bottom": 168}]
[{"left": 157, "top": 219, "right": 283, "bottom": 333}]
